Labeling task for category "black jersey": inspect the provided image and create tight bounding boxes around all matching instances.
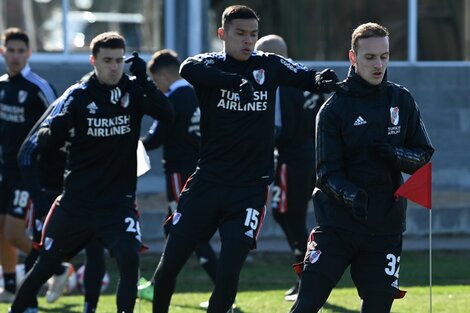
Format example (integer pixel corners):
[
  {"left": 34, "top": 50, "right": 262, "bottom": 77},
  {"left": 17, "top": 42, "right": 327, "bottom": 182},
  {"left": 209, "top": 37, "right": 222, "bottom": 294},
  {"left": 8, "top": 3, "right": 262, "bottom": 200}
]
[
  {"left": 314, "top": 67, "right": 434, "bottom": 235},
  {"left": 180, "top": 51, "right": 326, "bottom": 187},
  {"left": 142, "top": 79, "right": 200, "bottom": 173},
  {"left": 0, "top": 65, "right": 56, "bottom": 169},
  {"left": 17, "top": 102, "right": 66, "bottom": 217},
  {"left": 39, "top": 73, "right": 174, "bottom": 211},
  {"left": 276, "top": 87, "right": 324, "bottom": 164}
]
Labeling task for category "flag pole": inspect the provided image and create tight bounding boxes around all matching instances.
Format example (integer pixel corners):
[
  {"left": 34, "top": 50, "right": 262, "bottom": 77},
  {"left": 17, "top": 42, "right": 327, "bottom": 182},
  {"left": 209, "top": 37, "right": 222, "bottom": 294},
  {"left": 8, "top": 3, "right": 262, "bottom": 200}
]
[
  {"left": 393, "top": 162, "right": 433, "bottom": 312},
  {"left": 429, "top": 208, "right": 432, "bottom": 313}
]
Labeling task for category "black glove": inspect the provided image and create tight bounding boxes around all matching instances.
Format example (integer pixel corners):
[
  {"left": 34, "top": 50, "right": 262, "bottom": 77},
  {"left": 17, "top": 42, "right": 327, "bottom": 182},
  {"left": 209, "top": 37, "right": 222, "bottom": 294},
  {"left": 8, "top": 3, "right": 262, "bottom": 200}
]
[
  {"left": 125, "top": 51, "right": 148, "bottom": 85},
  {"left": 373, "top": 141, "right": 397, "bottom": 163},
  {"left": 315, "top": 68, "right": 341, "bottom": 93},
  {"left": 352, "top": 189, "right": 368, "bottom": 223},
  {"left": 239, "top": 78, "right": 254, "bottom": 106}
]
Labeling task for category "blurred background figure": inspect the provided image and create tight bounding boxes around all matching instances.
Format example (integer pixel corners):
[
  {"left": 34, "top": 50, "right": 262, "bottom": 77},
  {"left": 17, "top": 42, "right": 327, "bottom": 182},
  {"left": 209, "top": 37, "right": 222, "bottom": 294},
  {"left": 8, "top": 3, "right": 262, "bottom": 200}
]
[{"left": 255, "top": 34, "right": 325, "bottom": 302}]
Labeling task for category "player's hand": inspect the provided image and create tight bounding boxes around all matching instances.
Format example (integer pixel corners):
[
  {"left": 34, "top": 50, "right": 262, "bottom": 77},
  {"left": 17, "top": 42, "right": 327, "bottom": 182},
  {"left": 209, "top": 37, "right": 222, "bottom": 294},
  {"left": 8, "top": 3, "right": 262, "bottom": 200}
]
[
  {"left": 315, "top": 68, "right": 341, "bottom": 93},
  {"left": 125, "top": 51, "right": 148, "bottom": 84},
  {"left": 373, "top": 141, "right": 397, "bottom": 163},
  {"left": 239, "top": 78, "right": 254, "bottom": 105},
  {"left": 352, "top": 189, "right": 368, "bottom": 223}
]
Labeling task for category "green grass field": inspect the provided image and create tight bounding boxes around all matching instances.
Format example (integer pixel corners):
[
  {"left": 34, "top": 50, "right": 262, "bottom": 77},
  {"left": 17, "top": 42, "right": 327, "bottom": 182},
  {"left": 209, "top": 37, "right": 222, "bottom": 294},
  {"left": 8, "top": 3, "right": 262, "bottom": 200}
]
[{"left": 1, "top": 250, "right": 469, "bottom": 312}]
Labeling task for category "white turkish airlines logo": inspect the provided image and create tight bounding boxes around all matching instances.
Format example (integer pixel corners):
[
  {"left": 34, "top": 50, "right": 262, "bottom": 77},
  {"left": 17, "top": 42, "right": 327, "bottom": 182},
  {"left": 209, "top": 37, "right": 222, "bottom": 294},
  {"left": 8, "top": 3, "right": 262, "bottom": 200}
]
[{"left": 252, "top": 69, "right": 265, "bottom": 85}]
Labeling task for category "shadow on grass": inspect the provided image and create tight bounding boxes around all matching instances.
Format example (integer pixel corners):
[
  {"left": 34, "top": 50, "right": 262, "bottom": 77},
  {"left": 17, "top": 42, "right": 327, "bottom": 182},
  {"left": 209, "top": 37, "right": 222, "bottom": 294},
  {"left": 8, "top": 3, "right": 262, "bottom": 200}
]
[
  {"left": 170, "top": 304, "right": 245, "bottom": 312},
  {"left": 322, "top": 302, "right": 357, "bottom": 313},
  {"left": 40, "top": 303, "right": 80, "bottom": 312}
]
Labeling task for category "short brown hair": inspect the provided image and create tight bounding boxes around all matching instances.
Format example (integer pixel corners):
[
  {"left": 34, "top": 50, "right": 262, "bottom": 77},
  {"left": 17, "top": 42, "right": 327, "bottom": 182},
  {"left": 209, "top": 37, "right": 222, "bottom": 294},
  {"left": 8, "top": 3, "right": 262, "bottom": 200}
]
[
  {"left": 148, "top": 49, "right": 180, "bottom": 74},
  {"left": 90, "top": 31, "right": 126, "bottom": 57},
  {"left": 2, "top": 27, "right": 29, "bottom": 47},
  {"left": 351, "top": 22, "right": 389, "bottom": 51},
  {"left": 221, "top": 5, "right": 259, "bottom": 29}
]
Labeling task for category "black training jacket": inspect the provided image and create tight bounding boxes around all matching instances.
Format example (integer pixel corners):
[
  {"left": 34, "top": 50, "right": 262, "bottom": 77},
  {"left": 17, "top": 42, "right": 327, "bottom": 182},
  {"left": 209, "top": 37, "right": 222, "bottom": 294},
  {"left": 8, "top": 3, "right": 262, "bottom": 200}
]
[
  {"left": 38, "top": 73, "right": 174, "bottom": 211},
  {"left": 18, "top": 102, "right": 66, "bottom": 218},
  {"left": 142, "top": 79, "right": 200, "bottom": 173},
  {"left": 276, "top": 87, "right": 324, "bottom": 164},
  {"left": 180, "top": 50, "right": 327, "bottom": 187},
  {"left": 314, "top": 67, "right": 434, "bottom": 235},
  {"left": 0, "top": 65, "right": 56, "bottom": 169}
]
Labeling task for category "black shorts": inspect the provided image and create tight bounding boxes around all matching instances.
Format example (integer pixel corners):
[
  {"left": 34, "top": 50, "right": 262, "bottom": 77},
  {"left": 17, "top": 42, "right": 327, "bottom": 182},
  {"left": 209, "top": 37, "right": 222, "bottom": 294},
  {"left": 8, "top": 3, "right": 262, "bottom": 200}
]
[
  {"left": 38, "top": 197, "right": 142, "bottom": 258},
  {"left": 271, "top": 161, "right": 314, "bottom": 215},
  {"left": 302, "top": 226, "right": 403, "bottom": 298},
  {"left": 31, "top": 191, "right": 59, "bottom": 245},
  {"left": 169, "top": 173, "right": 267, "bottom": 250},
  {"left": 0, "top": 172, "right": 31, "bottom": 219}
]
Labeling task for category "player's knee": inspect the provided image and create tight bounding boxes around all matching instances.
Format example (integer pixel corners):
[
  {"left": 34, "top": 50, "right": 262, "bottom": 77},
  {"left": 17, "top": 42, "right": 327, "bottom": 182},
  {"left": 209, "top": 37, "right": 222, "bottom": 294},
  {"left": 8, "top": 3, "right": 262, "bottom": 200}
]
[
  {"left": 5, "top": 230, "right": 27, "bottom": 248},
  {"left": 360, "top": 291, "right": 394, "bottom": 313},
  {"left": 113, "top": 240, "right": 139, "bottom": 268},
  {"left": 30, "top": 255, "right": 62, "bottom": 282},
  {"left": 289, "top": 298, "right": 318, "bottom": 313}
]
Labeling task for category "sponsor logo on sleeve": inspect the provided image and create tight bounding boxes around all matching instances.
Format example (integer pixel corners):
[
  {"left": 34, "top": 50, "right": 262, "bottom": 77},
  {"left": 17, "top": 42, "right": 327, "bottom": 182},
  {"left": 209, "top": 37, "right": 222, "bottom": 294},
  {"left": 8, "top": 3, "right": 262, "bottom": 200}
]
[{"left": 279, "top": 57, "right": 308, "bottom": 73}]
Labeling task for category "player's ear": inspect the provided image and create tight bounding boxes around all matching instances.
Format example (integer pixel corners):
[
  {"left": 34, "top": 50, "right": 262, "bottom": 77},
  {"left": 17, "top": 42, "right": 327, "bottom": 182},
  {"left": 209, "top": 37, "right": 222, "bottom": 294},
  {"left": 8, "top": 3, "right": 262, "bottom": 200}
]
[
  {"left": 349, "top": 49, "right": 356, "bottom": 66},
  {"left": 89, "top": 54, "right": 95, "bottom": 66},
  {"left": 217, "top": 27, "right": 225, "bottom": 40}
]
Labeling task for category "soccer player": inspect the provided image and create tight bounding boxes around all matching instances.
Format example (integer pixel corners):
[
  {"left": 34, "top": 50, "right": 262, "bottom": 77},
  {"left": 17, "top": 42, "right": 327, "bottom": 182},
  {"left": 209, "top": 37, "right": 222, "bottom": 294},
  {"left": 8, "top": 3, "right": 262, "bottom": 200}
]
[
  {"left": 18, "top": 82, "right": 107, "bottom": 311},
  {"left": 0, "top": 27, "right": 56, "bottom": 302},
  {"left": 289, "top": 23, "right": 434, "bottom": 313},
  {"left": 8, "top": 31, "right": 174, "bottom": 313},
  {"left": 138, "top": 49, "right": 218, "bottom": 302},
  {"left": 254, "top": 34, "right": 325, "bottom": 301},
  {"left": 152, "top": 5, "right": 340, "bottom": 313}
]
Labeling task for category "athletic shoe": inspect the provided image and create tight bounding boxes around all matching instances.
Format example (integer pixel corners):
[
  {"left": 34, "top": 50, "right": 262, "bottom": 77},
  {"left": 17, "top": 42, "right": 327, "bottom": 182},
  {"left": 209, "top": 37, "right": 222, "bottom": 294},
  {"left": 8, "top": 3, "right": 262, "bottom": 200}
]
[
  {"left": 284, "top": 282, "right": 299, "bottom": 296},
  {"left": 0, "top": 290, "right": 15, "bottom": 302},
  {"left": 137, "top": 277, "right": 153, "bottom": 302},
  {"left": 199, "top": 300, "right": 237, "bottom": 310},
  {"left": 284, "top": 293, "right": 298, "bottom": 302},
  {"left": 46, "top": 262, "right": 72, "bottom": 303}
]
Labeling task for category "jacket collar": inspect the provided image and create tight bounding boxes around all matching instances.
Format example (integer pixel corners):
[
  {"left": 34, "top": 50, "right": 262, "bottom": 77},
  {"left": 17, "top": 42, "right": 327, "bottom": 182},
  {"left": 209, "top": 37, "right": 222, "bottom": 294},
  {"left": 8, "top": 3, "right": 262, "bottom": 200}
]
[{"left": 344, "top": 65, "right": 388, "bottom": 96}]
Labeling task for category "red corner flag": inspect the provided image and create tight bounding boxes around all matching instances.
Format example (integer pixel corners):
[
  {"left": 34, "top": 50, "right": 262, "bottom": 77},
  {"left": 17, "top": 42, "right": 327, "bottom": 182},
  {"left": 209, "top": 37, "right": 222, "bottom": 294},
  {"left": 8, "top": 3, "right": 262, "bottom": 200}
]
[{"left": 394, "top": 163, "right": 432, "bottom": 210}]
